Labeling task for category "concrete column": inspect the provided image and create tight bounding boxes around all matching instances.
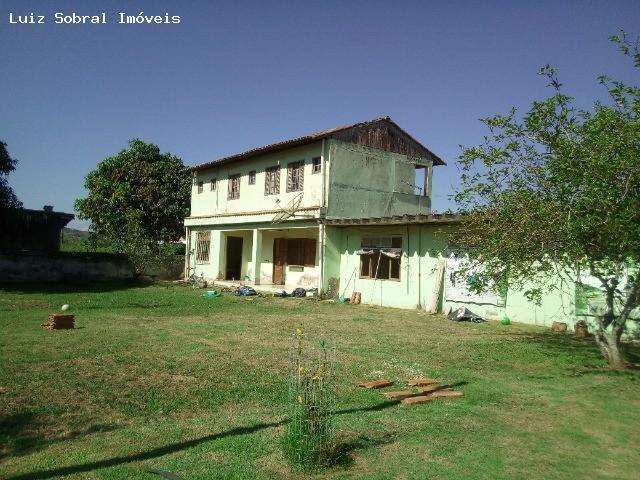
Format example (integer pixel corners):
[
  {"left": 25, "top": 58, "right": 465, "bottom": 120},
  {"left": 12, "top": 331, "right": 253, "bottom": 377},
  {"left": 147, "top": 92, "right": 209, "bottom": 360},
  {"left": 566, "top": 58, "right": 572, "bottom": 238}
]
[
  {"left": 251, "top": 228, "right": 263, "bottom": 284},
  {"left": 183, "top": 226, "right": 191, "bottom": 280},
  {"left": 211, "top": 229, "right": 222, "bottom": 280},
  {"left": 318, "top": 224, "right": 325, "bottom": 293}
]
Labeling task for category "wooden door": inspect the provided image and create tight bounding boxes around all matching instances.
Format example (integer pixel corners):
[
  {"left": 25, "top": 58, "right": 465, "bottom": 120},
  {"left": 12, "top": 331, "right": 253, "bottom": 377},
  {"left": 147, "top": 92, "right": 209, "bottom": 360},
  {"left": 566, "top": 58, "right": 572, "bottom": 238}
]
[
  {"left": 273, "top": 238, "right": 287, "bottom": 285},
  {"left": 225, "top": 236, "right": 243, "bottom": 280}
]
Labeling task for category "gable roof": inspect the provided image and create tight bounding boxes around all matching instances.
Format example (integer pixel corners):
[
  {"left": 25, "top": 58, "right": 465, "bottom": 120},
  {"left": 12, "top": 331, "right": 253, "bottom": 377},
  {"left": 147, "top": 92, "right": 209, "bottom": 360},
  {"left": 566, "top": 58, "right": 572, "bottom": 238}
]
[{"left": 190, "top": 116, "right": 445, "bottom": 171}]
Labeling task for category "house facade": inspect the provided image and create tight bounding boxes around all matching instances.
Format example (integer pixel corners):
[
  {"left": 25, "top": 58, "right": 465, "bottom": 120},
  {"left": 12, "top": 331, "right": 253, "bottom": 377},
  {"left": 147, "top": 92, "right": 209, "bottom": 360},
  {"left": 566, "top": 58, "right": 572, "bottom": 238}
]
[
  {"left": 185, "top": 117, "right": 440, "bottom": 291},
  {"left": 185, "top": 117, "right": 614, "bottom": 329}
]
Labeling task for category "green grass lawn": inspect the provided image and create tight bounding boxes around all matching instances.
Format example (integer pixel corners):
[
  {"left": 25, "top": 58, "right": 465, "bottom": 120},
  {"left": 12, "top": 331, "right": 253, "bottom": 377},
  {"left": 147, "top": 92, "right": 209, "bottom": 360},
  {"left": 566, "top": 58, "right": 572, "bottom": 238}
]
[{"left": 1, "top": 282, "right": 639, "bottom": 480}]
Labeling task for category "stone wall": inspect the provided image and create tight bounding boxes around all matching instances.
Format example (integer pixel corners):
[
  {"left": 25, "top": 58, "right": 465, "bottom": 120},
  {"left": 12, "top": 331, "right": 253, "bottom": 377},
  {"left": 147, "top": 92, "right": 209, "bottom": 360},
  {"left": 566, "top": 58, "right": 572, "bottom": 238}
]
[{"left": 0, "top": 251, "right": 135, "bottom": 283}]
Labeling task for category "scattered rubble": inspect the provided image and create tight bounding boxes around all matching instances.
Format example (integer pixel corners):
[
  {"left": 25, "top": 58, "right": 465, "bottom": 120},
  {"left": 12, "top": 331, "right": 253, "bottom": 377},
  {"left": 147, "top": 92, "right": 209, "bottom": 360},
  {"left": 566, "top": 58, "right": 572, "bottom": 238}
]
[{"left": 448, "top": 307, "right": 485, "bottom": 323}]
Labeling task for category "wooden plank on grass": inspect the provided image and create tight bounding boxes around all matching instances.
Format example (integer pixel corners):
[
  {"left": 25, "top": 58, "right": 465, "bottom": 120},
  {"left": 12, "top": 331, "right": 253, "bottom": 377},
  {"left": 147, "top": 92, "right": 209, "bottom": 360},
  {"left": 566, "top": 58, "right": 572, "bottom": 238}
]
[
  {"left": 401, "top": 390, "right": 463, "bottom": 405},
  {"left": 357, "top": 380, "right": 393, "bottom": 389},
  {"left": 382, "top": 390, "right": 418, "bottom": 401},
  {"left": 417, "top": 384, "right": 444, "bottom": 394},
  {"left": 430, "top": 390, "right": 463, "bottom": 399},
  {"left": 402, "top": 395, "right": 438, "bottom": 405},
  {"left": 407, "top": 378, "right": 437, "bottom": 387}
]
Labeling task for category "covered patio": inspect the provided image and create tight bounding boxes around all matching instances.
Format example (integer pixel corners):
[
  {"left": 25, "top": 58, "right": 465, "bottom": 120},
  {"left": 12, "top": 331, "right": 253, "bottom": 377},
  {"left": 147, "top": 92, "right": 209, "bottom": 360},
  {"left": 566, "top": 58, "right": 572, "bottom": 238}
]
[{"left": 191, "top": 223, "right": 321, "bottom": 290}]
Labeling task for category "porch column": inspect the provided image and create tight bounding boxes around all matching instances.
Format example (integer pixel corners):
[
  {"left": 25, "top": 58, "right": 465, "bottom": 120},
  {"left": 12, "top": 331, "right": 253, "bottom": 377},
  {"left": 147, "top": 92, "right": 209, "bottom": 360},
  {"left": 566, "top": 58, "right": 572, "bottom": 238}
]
[
  {"left": 251, "top": 228, "right": 263, "bottom": 285},
  {"left": 183, "top": 226, "right": 191, "bottom": 280}
]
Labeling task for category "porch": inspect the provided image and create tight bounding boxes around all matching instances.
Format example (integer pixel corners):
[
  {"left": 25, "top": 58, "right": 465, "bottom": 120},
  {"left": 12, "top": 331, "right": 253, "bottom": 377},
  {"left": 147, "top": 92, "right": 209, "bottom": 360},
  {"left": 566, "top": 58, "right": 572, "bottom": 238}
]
[{"left": 189, "top": 224, "right": 322, "bottom": 290}]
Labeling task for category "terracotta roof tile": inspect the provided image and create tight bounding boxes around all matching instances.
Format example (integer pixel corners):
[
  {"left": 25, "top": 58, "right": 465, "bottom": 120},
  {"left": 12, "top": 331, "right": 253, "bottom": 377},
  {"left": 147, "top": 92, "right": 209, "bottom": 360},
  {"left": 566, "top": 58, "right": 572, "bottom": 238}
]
[{"left": 190, "top": 116, "right": 444, "bottom": 171}]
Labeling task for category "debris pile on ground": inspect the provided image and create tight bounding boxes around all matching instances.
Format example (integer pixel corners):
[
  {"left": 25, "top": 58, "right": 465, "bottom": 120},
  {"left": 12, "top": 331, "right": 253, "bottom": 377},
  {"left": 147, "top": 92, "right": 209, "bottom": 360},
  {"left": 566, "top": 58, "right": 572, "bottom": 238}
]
[
  {"left": 448, "top": 307, "right": 485, "bottom": 323},
  {"left": 42, "top": 314, "right": 75, "bottom": 330},
  {"left": 357, "top": 376, "right": 464, "bottom": 406},
  {"left": 274, "top": 287, "right": 307, "bottom": 298},
  {"left": 234, "top": 285, "right": 257, "bottom": 296}
]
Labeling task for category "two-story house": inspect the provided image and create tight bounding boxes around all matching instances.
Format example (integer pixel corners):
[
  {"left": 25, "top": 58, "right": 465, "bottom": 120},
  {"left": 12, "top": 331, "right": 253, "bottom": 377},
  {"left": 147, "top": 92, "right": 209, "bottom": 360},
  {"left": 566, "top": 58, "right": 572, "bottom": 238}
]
[
  {"left": 185, "top": 116, "right": 444, "bottom": 294},
  {"left": 185, "top": 116, "right": 616, "bottom": 330}
]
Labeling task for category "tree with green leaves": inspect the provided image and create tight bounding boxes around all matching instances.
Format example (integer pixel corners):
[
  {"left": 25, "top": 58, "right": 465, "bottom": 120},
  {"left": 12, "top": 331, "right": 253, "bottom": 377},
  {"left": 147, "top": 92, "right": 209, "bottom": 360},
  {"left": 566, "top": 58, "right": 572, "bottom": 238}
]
[
  {"left": 454, "top": 32, "right": 640, "bottom": 368},
  {"left": 0, "top": 141, "right": 22, "bottom": 210},
  {"left": 75, "top": 139, "right": 191, "bottom": 272}
]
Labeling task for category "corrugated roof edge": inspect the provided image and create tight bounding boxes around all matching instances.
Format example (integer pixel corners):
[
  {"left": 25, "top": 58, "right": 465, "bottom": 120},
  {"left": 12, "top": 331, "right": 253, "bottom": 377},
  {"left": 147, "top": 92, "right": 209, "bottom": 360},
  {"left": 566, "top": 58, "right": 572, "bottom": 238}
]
[
  {"left": 189, "top": 116, "right": 445, "bottom": 171},
  {"left": 320, "top": 212, "right": 463, "bottom": 226}
]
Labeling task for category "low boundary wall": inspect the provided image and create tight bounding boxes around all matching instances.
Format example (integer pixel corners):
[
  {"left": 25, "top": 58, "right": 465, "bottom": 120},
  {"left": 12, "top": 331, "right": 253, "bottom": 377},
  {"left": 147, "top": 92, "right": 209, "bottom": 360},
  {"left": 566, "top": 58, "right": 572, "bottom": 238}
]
[{"left": 0, "top": 251, "right": 135, "bottom": 283}]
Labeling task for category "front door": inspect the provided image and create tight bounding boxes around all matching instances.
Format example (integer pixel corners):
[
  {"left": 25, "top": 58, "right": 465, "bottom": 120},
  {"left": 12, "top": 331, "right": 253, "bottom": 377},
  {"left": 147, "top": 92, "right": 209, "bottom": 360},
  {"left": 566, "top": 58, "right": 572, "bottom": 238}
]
[
  {"left": 273, "top": 238, "right": 287, "bottom": 285},
  {"left": 225, "top": 236, "right": 243, "bottom": 280}
]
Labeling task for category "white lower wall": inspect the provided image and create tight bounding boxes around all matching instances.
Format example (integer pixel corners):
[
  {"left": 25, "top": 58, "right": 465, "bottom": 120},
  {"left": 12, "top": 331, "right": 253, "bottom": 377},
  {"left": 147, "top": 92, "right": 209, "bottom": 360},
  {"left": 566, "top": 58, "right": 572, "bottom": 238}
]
[{"left": 188, "top": 224, "right": 319, "bottom": 288}]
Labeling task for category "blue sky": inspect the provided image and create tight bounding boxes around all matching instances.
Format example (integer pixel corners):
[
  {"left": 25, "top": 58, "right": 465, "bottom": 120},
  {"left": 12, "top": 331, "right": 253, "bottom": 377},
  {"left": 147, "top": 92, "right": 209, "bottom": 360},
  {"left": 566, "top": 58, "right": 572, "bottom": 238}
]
[{"left": 1, "top": 0, "right": 638, "bottom": 229}]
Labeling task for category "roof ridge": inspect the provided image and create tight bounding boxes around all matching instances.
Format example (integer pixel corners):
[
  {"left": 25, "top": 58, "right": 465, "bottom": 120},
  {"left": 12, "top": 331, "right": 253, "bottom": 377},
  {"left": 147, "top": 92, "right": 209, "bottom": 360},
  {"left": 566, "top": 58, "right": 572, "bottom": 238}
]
[{"left": 191, "top": 116, "right": 444, "bottom": 171}]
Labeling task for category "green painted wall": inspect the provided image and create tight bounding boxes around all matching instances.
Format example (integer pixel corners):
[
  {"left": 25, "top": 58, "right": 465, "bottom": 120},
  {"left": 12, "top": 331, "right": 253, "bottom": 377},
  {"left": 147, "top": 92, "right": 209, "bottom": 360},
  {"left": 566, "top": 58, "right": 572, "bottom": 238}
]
[
  {"left": 326, "top": 224, "right": 594, "bottom": 328},
  {"left": 325, "top": 139, "right": 432, "bottom": 219}
]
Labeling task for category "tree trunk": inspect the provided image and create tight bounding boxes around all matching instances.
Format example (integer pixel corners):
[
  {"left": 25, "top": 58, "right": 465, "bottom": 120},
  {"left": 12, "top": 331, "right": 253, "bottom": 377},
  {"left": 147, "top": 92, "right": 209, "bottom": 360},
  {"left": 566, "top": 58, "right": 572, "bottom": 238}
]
[
  {"left": 594, "top": 327, "right": 626, "bottom": 369},
  {"left": 590, "top": 281, "right": 632, "bottom": 369}
]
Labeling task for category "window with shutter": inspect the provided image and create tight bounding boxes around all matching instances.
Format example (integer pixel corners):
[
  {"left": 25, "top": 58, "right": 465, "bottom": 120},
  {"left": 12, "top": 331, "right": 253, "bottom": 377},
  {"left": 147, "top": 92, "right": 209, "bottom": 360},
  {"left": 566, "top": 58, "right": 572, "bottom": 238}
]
[
  {"left": 195, "top": 231, "right": 211, "bottom": 263},
  {"left": 284, "top": 238, "right": 316, "bottom": 266},
  {"left": 286, "top": 161, "right": 304, "bottom": 192},
  {"left": 303, "top": 238, "right": 316, "bottom": 266},
  {"left": 228, "top": 174, "right": 240, "bottom": 200},
  {"left": 264, "top": 166, "right": 280, "bottom": 195}
]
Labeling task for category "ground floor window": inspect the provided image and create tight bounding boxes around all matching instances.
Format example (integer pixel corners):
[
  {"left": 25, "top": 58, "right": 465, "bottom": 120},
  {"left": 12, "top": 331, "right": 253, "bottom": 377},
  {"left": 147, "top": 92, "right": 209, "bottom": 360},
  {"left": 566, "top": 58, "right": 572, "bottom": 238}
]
[
  {"left": 359, "top": 236, "right": 402, "bottom": 280},
  {"left": 195, "top": 230, "right": 211, "bottom": 263},
  {"left": 286, "top": 238, "right": 316, "bottom": 267}
]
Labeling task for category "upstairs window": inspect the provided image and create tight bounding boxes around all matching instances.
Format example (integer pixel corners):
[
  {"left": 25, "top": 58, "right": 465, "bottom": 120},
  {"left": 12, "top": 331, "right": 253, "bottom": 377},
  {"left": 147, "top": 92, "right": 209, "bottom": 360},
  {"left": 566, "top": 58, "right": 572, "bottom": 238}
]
[
  {"left": 197, "top": 181, "right": 203, "bottom": 194},
  {"left": 248, "top": 170, "right": 256, "bottom": 185},
  {"left": 195, "top": 231, "right": 211, "bottom": 263},
  {"left": 210, "top": 178, "right": 217, "bottom": 191},
  {"left": 265, "top": 166, "right": 280, "bottom": 195},
  {"left": 287, "top": 161, "right": 304, "bottom": 192},
  {"left": 358, "top": 236, "right": 402, "bottom": 281},
  {"left": 312, "top": 157, "right": 321, "bottom": 174},
  {"left": 228, "top": 174, "right": 240, "bottom": 200}
]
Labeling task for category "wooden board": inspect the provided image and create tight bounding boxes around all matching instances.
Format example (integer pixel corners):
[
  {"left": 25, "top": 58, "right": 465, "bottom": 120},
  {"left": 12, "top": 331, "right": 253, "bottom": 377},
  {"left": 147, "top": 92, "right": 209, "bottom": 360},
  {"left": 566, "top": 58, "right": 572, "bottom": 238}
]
[
  {"left": 273, "top": 238, "right": 287, "bottom": 285},
  {"left": 426, "top": 260, "right": 445, "bottom": 314},
  {"left": 417, "top": 385, "right": 445, "bottom": 394},
  {"left": 401, "top": 390, "right": 463, "bottom": 405},
  {"left": 357, "top": 380, "right": 393, "bottom": 389},
  {"left": 382, "top": 390, "right": 418, "bottom": 401},
  {"left": 407, "top": 378, "right": 438, "bottom": 387}
]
